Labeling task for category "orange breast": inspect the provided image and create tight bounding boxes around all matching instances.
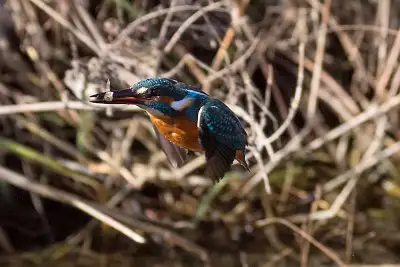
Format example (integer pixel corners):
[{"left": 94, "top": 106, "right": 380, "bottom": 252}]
[{"left": 148, "top": 112, "right": 204, "bottom": 152}]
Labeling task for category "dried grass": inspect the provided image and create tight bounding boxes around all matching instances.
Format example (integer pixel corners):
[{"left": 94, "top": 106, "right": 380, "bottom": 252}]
[{"left": 0, "top": 0, "right": 399, "bottom": 266}]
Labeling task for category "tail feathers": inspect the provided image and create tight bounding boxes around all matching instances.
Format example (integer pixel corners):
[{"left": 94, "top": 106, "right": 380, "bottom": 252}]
[{"left": 204, "top": 145, "right": 235, "bottom": 180}]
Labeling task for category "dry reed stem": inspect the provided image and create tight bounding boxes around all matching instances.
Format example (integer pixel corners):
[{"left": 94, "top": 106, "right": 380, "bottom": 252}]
[
  {"left": 29, "top": 0, "right": 101, "bottom": 55},
  {"left": 310, "top": 141, "right": 400, "bottom": 221},
  {"left": 0, "top": 101, "right": 141, "bottom": 115},
  {"left": 243, "top": 85, "right": 400, "bottom": 196},
  {"left": 210, "top": 0, "right": 250, "bottom": 71},
  {"left": 0, "top": 165, "right": 146, "bottom": 244},
  {"left": 2, "top": 0, "right": 400, "bottom": 264},
  {"left": 112, "top": 5, "right": 207, "bottom": 47},
  {"left": 256, "top": 217, "right": 346, "bottom": 266},
  {"left": 163, "top": 2, "right": 225, "bottom": 53}
]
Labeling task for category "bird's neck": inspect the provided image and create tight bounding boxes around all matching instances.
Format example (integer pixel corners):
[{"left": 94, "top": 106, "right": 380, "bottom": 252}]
[
  {"left": 143, "top": 93, "right": 209, "bottom": 122},
  {"left": 179, "top": 94, "right": 208, "bottom": 122}
]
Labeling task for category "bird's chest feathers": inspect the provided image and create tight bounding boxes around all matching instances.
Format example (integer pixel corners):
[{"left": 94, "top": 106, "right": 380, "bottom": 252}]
[{"left": 148, "top": 112, "right": 203, "bottom": 152}]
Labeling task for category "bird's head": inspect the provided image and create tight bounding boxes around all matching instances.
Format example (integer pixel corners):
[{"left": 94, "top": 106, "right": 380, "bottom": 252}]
[
  {"left": 90, "top": 78, "right": 181, "bottom": 104},
  {"left": 90, "top": 78, "right": 208, "bottom": 117}
]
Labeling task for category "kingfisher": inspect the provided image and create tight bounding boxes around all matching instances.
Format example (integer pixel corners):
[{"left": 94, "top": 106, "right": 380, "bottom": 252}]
[{"left": 89, "top": 78, "right": 249, "bottom": 179}]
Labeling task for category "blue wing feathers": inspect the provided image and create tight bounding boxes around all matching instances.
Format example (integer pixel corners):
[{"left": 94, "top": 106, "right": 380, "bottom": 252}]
[
  {"left": 197, "top": 100, "right": 248, "bottom": 179},
  {"left": 200, "top": 101, "right": 247, "bottom": 150}
]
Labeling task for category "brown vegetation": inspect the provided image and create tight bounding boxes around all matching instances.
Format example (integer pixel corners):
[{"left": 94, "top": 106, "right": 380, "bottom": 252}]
[{"left": 0, "top": 0, "right": 400, "bottom": 266}]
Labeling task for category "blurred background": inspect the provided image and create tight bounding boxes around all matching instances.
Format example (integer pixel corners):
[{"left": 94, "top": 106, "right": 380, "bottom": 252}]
[{"left": 0, "top": 0, "right": 400, "bottom": 266}]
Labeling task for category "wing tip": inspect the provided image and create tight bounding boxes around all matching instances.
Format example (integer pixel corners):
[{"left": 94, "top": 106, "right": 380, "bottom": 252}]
[
  {"left": 153, "top": 125, "right": 187, "bottom": 168},
  {"left": 203, "top": 146, "right": 236, "bottom": 180}
]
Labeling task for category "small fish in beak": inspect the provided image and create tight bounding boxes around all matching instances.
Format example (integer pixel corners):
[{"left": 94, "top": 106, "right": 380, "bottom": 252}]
[
  {"left": 89, "top": 88, "right": 148, "bottom": 104},
  {"left": 89, "top": 91, "right": 113, "bottom": 103}
]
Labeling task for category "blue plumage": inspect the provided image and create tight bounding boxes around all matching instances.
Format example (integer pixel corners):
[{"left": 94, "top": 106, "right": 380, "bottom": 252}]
[
  {"left": 198, "top": 100, "right": 247, "bottom": 150},
  {"left": 90, "top": 77, "right": 249, "bottom": 179},
  {"left": 132, "top": 78, "right": 178, "bottom": 91}
]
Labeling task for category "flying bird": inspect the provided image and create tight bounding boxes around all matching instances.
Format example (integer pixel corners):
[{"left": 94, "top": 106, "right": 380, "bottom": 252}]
[{"left": 90, "top": 78, "right": 249, "bottom": 179}]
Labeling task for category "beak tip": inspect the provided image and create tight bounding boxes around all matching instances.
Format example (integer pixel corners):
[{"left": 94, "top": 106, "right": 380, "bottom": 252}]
[{"left": 88, "top": 92, "right": 105, "bottom": 103}]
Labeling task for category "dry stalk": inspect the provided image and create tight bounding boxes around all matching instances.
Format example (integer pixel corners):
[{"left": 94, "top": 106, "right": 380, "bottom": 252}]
[{"left": 0, "top": 165, "right": 146, "bottom": 244}]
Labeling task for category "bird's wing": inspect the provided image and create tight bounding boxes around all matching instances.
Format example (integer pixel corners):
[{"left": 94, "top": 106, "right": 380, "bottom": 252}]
[
  {"left": 197, "top": 103, "right": 244, "bottom": 179},
  {"left": 153, "top": 125, "right": 187, "bottom": 168}
]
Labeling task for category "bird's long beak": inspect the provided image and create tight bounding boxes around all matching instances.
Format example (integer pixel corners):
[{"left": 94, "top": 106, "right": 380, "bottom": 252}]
[{"left": 89, "top": 88, "right": 148, "bottom": 104}]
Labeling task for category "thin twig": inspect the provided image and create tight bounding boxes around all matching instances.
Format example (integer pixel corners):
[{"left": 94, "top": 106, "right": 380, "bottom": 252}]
[
  {"left": 203, "top": 35, "right": 261, "bottom": 91},
  {"left": 210, "top": 0, "right": 249, "bottom": 71},
  {"left": 0, "top": 101, "right": 141, "bottom": 116},
  {"left": 242, "top": 93, "right": 400, "bottom": 195},
  {"left": 307, "top": 0, "right": 331, "bottom": 120},
  {"left": 306, "top": 94, "right": 400, "bottom": 152},
  {"left": 29, "top": 0, "right": 101, "bottom": 55},
  {"left": 376, "top": 26, "right": 400, "bottom": 100},
  {"left": 163, "top": 2, "right": 225, "bottom": 53},
  {"left": 310, "top": 141, "right": 400, "bottom": 221},
  {"left": 263, "top": 23, "right": 305, "bottom": 144},
  {"left": 112, "top": 5, "right": 224, "bottom": 48},
  {"left": 256, "top": 217, "right": 346, "bottom": 266},
  {"left": 73, "top": 0, "right": 106, "bottom": 51},
  {"left": 0, "top": 165, "right": 146, "bottom": 244}
]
